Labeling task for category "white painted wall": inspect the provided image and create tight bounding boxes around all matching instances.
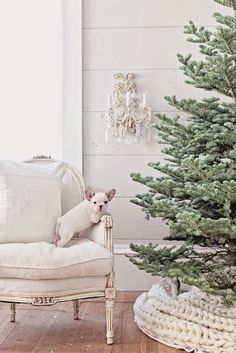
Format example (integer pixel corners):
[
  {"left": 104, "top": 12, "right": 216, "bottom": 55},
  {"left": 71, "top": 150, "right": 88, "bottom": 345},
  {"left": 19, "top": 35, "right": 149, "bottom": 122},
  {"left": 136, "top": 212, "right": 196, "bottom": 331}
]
[
  {"left": 0, "top": 0, "right": 62, "bottom": 161},
  {"left": 82, "top": 0, "right": 231, "bottom": 288},
  {"left": 62, "top": 0, "right": 83, "bottom": 171}
]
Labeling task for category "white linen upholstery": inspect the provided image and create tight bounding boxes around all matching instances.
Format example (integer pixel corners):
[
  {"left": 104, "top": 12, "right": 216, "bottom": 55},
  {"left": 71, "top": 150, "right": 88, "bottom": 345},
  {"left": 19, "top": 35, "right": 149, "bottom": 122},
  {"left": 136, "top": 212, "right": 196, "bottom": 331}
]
[
  {"left": 0, "top": 159, "right": 65, "bottom": 178},
  {"left": 61, "top": 167, "right": 85, "bottom": 215},
  {"left": 0, "top": 174, "right": 61, "bottom": 244},
  {"left": 0, "top": 159, "right": 85, "bottom": 244},
  {"left": 25, "top": 159, "right": 85, "bottom": 215},
  {"left": 0, "top": 277, "right": 107, "bottom": 297},
  {"left": 0, "top": 159, "right": 64, "bottom": 244},
  {"left": 0, "top": 238, "right": 112, "bottom": 280}
]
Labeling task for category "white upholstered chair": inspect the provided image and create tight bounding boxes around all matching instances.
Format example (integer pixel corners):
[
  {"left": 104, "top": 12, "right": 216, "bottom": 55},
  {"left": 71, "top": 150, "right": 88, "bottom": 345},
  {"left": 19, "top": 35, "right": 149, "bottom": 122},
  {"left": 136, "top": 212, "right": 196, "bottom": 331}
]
[{"left": 0, "top": 157, "right": 115, "bottom": 344}]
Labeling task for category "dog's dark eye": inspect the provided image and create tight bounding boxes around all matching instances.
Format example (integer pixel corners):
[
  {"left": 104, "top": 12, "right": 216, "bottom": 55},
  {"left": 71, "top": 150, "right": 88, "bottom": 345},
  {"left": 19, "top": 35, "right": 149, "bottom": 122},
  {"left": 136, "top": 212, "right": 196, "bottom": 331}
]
[
  {"left": 93, "top": 201, "right": 96, "bottom": 204},
  {"left": 104, "top": 201, "right": 108, "bottom": 204}
]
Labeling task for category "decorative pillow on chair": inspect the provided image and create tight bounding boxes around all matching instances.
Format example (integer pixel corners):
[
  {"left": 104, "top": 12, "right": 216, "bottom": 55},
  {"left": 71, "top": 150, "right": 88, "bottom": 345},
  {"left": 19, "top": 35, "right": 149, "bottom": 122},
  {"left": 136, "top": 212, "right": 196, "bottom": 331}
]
[{"left": 0, "top": 160, "right": 62, "bottom": 244}]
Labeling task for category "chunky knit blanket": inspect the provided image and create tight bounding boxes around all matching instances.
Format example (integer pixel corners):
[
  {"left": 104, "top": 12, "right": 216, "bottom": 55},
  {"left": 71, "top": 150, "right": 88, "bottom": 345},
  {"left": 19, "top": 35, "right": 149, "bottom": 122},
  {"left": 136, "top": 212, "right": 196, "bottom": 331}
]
[{"left": 133, "top": 279, "right": 236, "bottom": 353}]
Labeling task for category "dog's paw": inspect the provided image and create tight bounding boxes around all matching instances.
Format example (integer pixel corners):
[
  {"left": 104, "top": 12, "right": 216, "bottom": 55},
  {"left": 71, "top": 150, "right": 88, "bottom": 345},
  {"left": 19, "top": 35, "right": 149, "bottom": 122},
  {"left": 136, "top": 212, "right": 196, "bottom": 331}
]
[{"left": 90, "top": 213, "right": 101, "bottom": 224}]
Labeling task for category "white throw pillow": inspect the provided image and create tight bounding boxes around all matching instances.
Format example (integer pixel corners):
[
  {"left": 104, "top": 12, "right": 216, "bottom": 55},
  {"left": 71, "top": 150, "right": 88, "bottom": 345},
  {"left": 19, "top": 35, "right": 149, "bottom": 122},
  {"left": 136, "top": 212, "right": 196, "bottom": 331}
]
[{"left": 0, "top": 161, "right": 62, "bottom": 243}]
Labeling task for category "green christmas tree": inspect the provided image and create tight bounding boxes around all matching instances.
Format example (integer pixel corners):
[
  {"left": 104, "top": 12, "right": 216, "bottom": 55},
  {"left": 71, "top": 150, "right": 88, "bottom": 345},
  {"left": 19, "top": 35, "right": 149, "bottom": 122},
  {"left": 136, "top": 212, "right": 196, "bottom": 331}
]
[{"left": 129, "top": 0, "right": 236, "bottom": 303}]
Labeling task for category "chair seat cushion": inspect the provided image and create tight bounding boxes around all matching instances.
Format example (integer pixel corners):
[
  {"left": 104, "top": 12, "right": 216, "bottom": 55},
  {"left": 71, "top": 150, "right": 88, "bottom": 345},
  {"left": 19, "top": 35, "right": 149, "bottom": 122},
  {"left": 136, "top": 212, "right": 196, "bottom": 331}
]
[{"left": 0, "top": 238, "right": 112, "bottom": 280}]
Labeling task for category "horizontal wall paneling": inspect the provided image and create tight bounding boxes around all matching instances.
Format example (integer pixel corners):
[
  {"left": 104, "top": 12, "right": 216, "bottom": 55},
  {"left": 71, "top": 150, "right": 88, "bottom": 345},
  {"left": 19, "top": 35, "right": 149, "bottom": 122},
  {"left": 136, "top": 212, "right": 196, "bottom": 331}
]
[
  {"left": 83, "top": 0, "right": 229, "bottom": 28},
  {"left": 83, "top": 69, "right": 226, "bottom": 112},
  {"left": 83, "top": 27, "right": 202, "bottom": 70},
  {"left": 83, "top": 154, "right": 168, "bottom": 196},
  {"left": 110, "top": 198, "right": 170, "bottom": 240},
  {"left": 82, "top": 0, "right": 225, "bottom": 258}
]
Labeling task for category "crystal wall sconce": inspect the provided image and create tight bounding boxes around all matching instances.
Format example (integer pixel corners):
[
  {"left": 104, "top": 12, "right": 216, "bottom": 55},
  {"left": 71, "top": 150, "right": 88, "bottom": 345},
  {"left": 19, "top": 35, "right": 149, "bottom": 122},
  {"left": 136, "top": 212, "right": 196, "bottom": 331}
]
[{"left": 102, "top": 73, "right": 152, "bottom": 144}]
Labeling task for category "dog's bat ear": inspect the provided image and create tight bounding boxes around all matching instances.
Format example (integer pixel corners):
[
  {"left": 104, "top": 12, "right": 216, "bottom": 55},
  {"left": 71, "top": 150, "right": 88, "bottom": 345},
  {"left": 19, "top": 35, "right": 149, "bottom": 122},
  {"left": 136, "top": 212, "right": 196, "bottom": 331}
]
[
  {"left": 85, "top": 189, "right": 95, "bottom": 201},
  {"left": 106, "top": 189, "right": 116, "bottom": 201}
]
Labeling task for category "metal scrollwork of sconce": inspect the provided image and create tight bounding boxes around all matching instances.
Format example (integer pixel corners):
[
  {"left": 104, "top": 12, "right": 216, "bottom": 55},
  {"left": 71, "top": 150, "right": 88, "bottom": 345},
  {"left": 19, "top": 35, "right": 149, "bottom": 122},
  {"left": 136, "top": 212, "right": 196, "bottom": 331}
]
[{"left": 102, "top": 73, "right": 152, "bottom": 144}]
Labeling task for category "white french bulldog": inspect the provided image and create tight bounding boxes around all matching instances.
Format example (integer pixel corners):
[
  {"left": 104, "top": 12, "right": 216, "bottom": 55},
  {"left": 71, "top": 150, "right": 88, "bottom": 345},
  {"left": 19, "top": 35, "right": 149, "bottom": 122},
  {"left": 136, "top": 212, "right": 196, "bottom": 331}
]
[{"left": 53, "top": 188, "right": 116, "bottom": 247}]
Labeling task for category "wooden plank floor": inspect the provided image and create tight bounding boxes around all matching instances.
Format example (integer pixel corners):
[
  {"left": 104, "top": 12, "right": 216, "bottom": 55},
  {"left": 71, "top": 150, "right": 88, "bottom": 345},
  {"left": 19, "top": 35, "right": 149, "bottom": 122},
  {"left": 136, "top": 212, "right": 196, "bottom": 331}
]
[{"left": 0, "top": 292, "right": 185, "bottom": 353}]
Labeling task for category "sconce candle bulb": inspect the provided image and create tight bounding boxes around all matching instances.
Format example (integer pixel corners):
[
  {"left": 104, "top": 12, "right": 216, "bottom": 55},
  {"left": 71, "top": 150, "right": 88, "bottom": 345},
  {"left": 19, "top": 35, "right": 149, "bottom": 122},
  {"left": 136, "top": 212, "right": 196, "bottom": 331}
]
[
  {"left": 107, "top": 94, "right": 112, "bottom": 108},
  {"left": 126, "top": 91, "right": 130, "bottom": 106},
  {"left": 142, "top": 93, "right": 147, "bottom": 107}
]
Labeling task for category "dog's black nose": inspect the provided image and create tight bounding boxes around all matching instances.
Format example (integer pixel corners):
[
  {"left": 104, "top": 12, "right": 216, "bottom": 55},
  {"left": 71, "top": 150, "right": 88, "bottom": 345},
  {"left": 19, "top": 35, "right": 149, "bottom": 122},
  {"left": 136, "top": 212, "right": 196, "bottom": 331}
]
[{"left": 99, "top": 205, "right": 103, "bottom": 209}]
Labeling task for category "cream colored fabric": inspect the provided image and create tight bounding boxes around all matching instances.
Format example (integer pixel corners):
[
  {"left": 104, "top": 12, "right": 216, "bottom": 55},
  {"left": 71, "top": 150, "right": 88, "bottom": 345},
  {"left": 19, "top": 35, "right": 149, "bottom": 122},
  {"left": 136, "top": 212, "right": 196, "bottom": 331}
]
[
  {"left": 25, "top": 159, "right": 85, "bottom": 215},
  {"left": 134, "top": 278, "right": 236, "bottom": 353},
  {"left": 0, "top": 159, "right": 86, "bottom": 244},
  {"left": 0, "top": 159, "right": 65, "bottom": 244},
  {"left": 60, "top": 166, "right": 85, "bottom": 215},
  {"left": 0, "top": 276, "right": 106, "bottom": 297},
  {"left": 0, "top": 159, "right": 65, "bottom": 178},
  {"left": 0, "top": 238, "right": 112, "bottom": 280},
  {"left": 0, "top": 173, "right": 61, "bottom": 244}
]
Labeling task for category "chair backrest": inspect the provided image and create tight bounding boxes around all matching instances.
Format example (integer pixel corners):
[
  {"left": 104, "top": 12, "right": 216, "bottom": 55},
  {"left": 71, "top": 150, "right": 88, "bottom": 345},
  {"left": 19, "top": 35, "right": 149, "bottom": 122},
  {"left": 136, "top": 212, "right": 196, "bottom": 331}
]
[{"left": 25, "top": 157, "right": 85, "bottom": 215}]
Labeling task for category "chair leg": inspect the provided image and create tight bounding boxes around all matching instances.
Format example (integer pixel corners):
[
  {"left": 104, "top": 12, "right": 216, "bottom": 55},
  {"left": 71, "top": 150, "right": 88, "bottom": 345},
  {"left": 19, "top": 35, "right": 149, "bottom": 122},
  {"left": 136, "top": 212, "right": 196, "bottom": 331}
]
[
  {"left": 73, "top": 299, "right": 80, "bottom": 320},
  {"left": 9, "top": 302, "right": 16, "bottom": 322},
  {"left": 105, "top": 288, "right": 115, "bottom": 345}
]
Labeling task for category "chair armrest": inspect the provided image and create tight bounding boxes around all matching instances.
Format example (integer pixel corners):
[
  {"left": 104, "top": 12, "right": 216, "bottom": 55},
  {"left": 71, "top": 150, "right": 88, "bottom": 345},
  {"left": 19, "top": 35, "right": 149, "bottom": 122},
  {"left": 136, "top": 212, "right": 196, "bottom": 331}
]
[{"left": 85, "top": 215, "right": 113, "bottom": 253}]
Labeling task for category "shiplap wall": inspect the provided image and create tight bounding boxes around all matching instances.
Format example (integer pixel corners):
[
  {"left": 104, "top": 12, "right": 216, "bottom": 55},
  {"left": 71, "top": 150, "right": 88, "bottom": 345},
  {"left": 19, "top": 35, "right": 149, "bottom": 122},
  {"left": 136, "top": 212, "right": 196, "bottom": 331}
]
[{"left": 82, "top": 0, "right": 230, "bottom": 247}]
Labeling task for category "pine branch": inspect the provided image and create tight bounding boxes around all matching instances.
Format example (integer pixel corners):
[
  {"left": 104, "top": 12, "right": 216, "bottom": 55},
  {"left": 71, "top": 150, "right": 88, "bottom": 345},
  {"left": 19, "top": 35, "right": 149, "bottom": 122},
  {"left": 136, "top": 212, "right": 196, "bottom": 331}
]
[{"left": 214, "top": 0, "right": 236, "bottom": 10}]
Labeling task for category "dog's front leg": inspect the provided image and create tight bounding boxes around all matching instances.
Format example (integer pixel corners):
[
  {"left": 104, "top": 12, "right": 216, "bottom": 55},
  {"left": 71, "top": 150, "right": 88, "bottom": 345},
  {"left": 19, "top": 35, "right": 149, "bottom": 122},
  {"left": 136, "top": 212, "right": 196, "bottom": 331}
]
[{"left": 90, "top": 213, "right": 101, "bottom": 224}]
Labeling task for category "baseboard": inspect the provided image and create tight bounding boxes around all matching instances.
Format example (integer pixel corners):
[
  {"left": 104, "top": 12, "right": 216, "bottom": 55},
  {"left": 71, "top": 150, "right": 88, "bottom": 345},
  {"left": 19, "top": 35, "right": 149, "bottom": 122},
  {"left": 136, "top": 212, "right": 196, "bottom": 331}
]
[{"left": 114, "top": 244, "right": 133, "bottom": 255}]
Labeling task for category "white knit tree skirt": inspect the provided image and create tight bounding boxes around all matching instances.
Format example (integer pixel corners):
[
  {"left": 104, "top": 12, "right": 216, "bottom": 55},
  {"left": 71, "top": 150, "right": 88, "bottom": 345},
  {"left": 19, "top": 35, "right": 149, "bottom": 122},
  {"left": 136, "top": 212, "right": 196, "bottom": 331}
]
[{"left": 133, "top": 279, "right": 236, "bottom": 353}]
